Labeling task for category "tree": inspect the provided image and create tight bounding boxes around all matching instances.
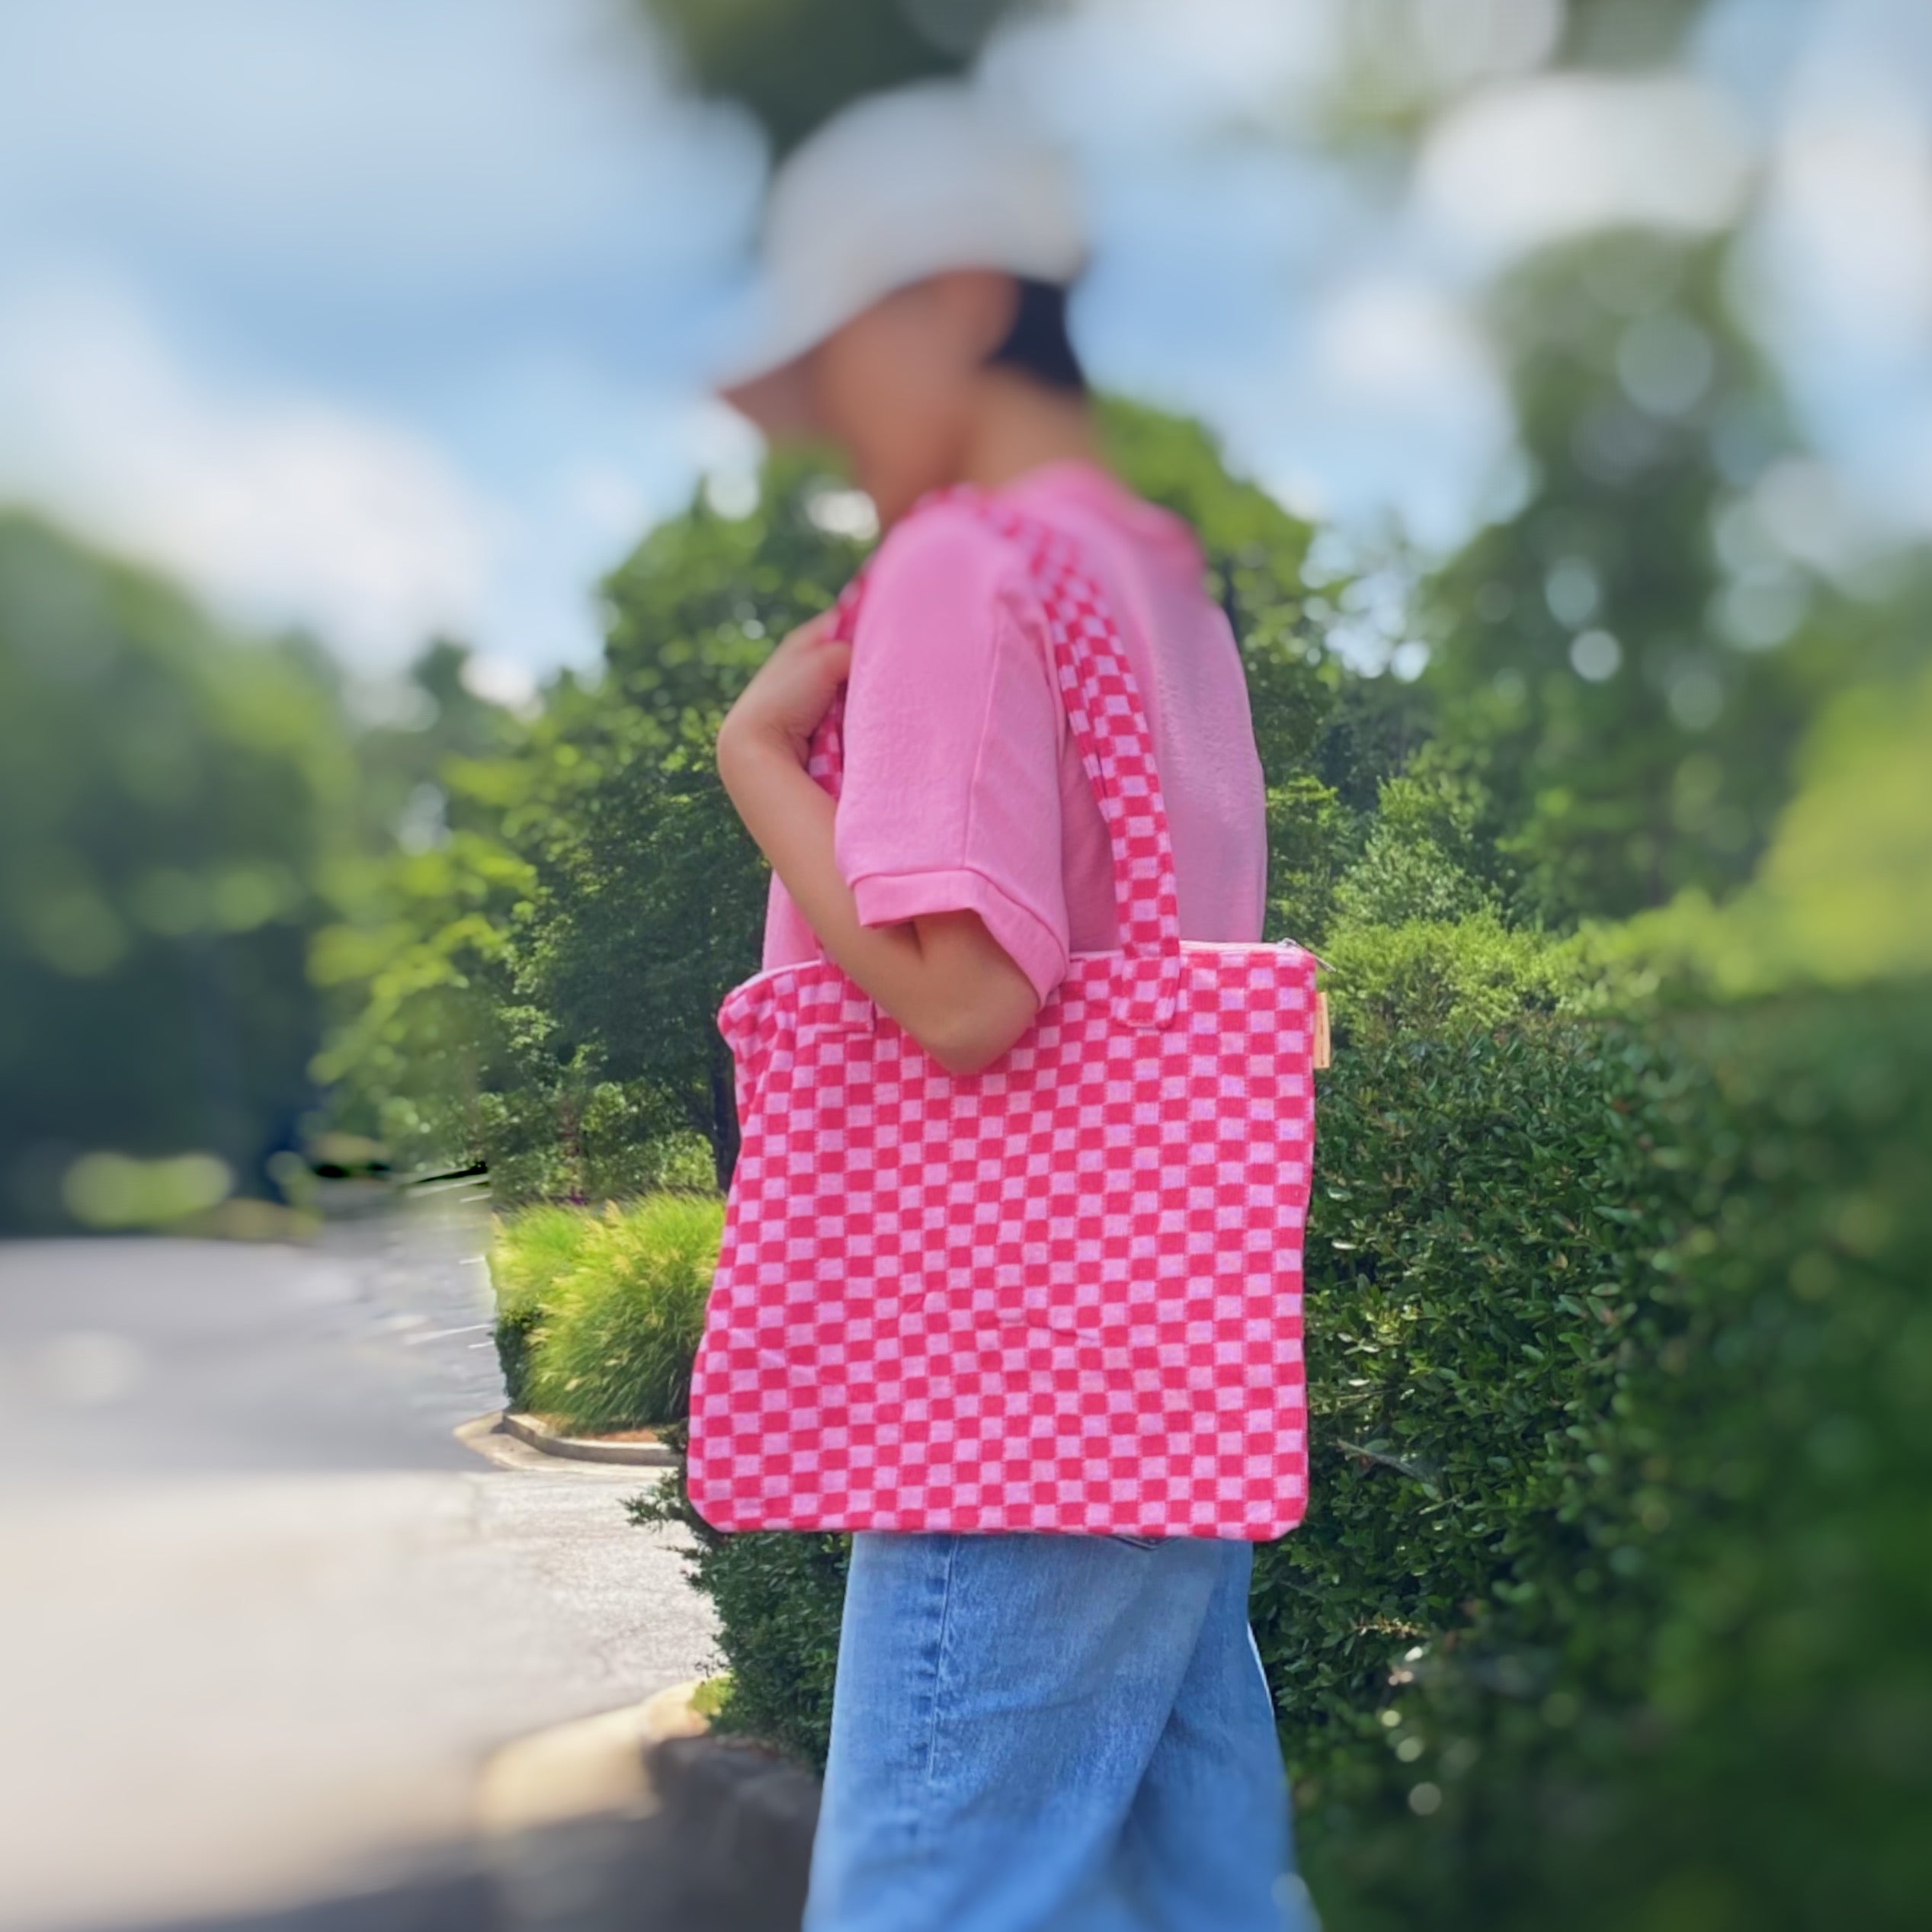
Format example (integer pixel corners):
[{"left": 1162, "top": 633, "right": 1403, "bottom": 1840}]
[
  {"left": 639, "top": 0, "right": 1025, "bottom": 155},
  {"left": 524, "top": 414, "right": 1405, "bottom": 1186},
  {"left": 317, "top": 406, "right": 1410, "bottom": 1197},
  {"left": 348, "top": 636, "right": 523, "bottom": 851},
  {"left": 0, "top": 514, "right": 358, "bottom": 1230},
  {"left": 1102, "top": 399, "right": 1424, "bottom": 943},
  {"left": 1417, "top": 234, "right": 1857, "bottom": 926},
  {"left": 310, "top": 639, "right": 534, "bottom": 1177},
  {"left": 511, "top": 451, "right": 873, "bottom": 1187},
  {"left": 309, "top": 798, "right": 533, "bottom": 1179}
]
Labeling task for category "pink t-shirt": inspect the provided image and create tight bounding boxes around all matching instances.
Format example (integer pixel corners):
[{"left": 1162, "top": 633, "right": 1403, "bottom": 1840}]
[{"left": 761, "top": 458, "right": 1267, "bottom": 1000}]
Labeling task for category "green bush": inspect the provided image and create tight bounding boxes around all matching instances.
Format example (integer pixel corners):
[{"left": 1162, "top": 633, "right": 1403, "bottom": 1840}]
[
  {"left": 0, "top": 513, "right": 358, "bottom": 1230},
  {"left": 473, "top": 1082, "right": 719, "bottom": 1213},
  {"left": 633, "top": 1450, "right": 851, "bottom": 1766},
  {"left": 1329, "top": 774, "right": 1496, "bottom": 932},
  {"left": 492, "top": 1201, "right": 599, "bottom": 1312},
  {"left": 1322, "top": 913, "right": 1589, "bottom": 1039},
  {"left": 1290, "top": 980, "right": 1932, "bottom": 1930},
  {"left": 503, "top": 1193, "right": 723, "bottom": 1433},
  {"left": 638, "top": 976, "right": 1932, "bottom": 1927},
  {"left": 489, "top": 1202, "right": 601, "bottom": 1407}
]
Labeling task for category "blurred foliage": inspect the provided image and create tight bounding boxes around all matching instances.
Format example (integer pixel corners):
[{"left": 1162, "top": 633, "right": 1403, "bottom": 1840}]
[
  {"left": 637, "top": 0, "right": 1708, "bottom": 160},
  {"left": 1101, "top": 399, "right": 1428, "bottom": 940},
  {"left": 495, "top": 1193, "right": 724, "bottom": 1433},
  {"left": 309, "top": 802, "right": 533, "bottom": 1181},
  {"left": 1282, "top": 976, "right": 1932, "bottom": 1932},
  {"left": 638, "top": 0, "right": 1026, "bottom": 155},
  {"left": 5, "top": 0, "right": 1921, "bottom": 1916},
  {"left": 1559, "top": 0, "right": 1703, "bottom": 69},
  {"left": 514, "top": 452, "right": 874, "bottom": 1189},
  {"left": 1418, "top": 234, "right": 1860, "bottom": 928},
  {"left": 0, "top": 513, "right": 356, "bottom": 1232},
  {"left": 1607, "top": 649, "right": 1932, "bottom": 998},
  {"left": 314, "top": 406, "right": 1408, "bottom": 1201},
  {"left": 633, "top": 1451, "right": 855, "bottom": 1767},
  {"left": 348, "top": 637, "right": 522, "bottom": 848},
  {"left": 642, "top": 941, "right": 1932, "bottom": 1931},
  {"left": 607, "top": 366, "right": 1932, "bottom": 1927}
]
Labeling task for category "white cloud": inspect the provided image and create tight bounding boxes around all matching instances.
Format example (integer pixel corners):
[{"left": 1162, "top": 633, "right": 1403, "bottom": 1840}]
[
  {"left": 460, "top": 652, "right": 542, "bottom": 715},
  {"left": 1402, "top": 0, "right": 1566, "bottom": 95},
  {"left": 1716, "top": 0, "right": 1932, "bottom": 543},
  {"left": 1258, "top": 278, "right": 1514, "bottom": 550},
  {"left": 985, "top": 0, "right": 1566, "bottom": 151},
  {"left": 564, "top": 462, "right": 655, "bottom": 546},
  {"left": 2, "top": 0, "right": 1924, "bottom": 684},
  {"left": 0, "top": 0, "right": 758, "bottom": 316},
  {"left": 684, "top": 396, "right": 767, "bottom": 506},
  {"left": 0, "top": 0, "right": 764, "bottom": 674},
  {"left": 1761, "top": 56, "right": 1932, "bottom": 358},
  {"left": 983, "top": 0, "right": 1345, "bottom": 152},
  {"left": 1312, "top": 279, "right": 1486, "bottom": 399},
  {"left": 0, "top": 276, "right": 495, "bottom": 665},
  {"left": 1418, "top": 74, "right": 1756, "bottom": 267}
]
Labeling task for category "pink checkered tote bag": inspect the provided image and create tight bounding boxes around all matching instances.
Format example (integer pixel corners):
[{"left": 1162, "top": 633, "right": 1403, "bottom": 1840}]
[{"left": 688, "top": 495, "right": 1321, "bottom": 1541}]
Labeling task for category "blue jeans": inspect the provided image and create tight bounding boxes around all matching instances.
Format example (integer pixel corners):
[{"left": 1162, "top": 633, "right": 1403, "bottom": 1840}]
[{"left": 803, "top": 1531, "right": 1317, "bottom": 1932}]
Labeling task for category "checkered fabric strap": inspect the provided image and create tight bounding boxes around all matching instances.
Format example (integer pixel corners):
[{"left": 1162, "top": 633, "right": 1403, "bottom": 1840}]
[
  {"left": 806, "top": 488, "right": 1185, "bottom": 1029},
  {"left": 799, "top": 572, "right": 867, "bottom": 799}
]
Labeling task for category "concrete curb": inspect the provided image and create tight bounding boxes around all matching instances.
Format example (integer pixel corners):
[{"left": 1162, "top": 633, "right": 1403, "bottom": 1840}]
[
  {"left": 478, "top": 1721, "right": 819, "bottom": 1932},
  {"left": 475, "top": 1680, "right": 713, "bottom": 1837},
  {"left": 475, "top": 1239, "right": 674, "bottom": 1466},
  {"left": 500, "top": 1409, "right": 677, "bottom": 1466}
]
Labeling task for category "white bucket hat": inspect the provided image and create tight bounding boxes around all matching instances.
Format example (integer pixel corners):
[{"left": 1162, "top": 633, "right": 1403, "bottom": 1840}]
[{"left": 715, "top": 82, "right": 1088, "bottom": 435}]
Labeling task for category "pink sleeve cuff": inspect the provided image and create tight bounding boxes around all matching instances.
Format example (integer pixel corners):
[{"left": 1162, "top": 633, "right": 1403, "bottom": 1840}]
[{"left": 848, "top": 866, "right": 1068, "bottom": 1007}]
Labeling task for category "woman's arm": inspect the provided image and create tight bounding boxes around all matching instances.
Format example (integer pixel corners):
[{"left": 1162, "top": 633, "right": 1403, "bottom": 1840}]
[{"left": 716, "top": 615, "right": 1040, "bottom": 1077}]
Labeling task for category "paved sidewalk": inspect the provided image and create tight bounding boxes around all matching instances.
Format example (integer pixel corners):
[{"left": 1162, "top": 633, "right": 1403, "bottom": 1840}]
[{"left": 0, "top": 1187, "right": 717, "bottom": 1932}]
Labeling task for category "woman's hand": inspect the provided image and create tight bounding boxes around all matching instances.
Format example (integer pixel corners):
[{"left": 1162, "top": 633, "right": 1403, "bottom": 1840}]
[
  {"left": 716, "top": 610, "right": 851, "bottom": 770},
  {"left": 713, "top": 604, "right": 1039, "bottom": 1078}
]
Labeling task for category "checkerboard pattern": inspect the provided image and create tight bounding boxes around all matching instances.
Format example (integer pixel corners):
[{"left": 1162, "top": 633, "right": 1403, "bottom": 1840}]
[{"left": 688, "top": 495, "right": 1318, "bottom": 1540}]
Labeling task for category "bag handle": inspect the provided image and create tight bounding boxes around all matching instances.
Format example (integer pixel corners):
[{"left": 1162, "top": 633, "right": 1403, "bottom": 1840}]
[{"left": 806, "top": 489, "right": 1184, "bottom": 1030}]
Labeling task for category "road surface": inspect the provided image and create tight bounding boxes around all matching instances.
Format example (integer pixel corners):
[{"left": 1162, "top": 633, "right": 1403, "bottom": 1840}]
[{"left": 0, "top": 1184, "right": 716, "bottom": 1932}]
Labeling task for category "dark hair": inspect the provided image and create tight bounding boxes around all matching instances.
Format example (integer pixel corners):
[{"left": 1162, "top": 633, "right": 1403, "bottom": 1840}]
[{"left": 985, "top": 277, "right": 1088, "bottom": 394}]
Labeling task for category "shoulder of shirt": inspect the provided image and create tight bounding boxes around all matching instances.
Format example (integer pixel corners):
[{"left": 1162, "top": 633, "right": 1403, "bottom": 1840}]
[{"left": 866, "top": 495, "right": 1035, "bottom": 603}]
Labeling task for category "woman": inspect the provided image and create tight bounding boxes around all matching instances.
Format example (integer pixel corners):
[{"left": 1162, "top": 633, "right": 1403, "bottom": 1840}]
[{"left": 707, "top": 85, "right": 1316, "bottom": 1932}]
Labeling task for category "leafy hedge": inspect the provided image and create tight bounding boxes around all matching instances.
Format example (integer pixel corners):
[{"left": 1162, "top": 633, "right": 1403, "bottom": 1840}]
[
  {"left": 638, "top": 960, "right": 1932, "bottom": 1929},
  {"left": 479, "top": 1088, "right": 716, "bottom": 1213},
  {"left": 1282, "top": 975, "right": 1932, "bottom": 1929},
  {"left": 633, "top": 1460, "right": 852, "bottom": 1771},
  {"left": 491, "top": 1193, "right": 723, "bottom": 1432},
  {"left": 489, "top": 1201, "right": 594, "bottom": 1408}
]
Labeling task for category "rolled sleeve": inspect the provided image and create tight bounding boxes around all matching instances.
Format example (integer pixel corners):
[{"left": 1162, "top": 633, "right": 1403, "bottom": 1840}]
[
  {"left": 849, "top": 865, "right": 1068, "bottom": 1006},
  {"left": 832, "top": 504, "right": 1071, "bottom": 1003}
]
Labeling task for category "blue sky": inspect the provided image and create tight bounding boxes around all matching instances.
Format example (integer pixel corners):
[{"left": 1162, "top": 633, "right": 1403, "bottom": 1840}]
[{"left": 0, "top": 0, "right": 1926, "bottom": 696}]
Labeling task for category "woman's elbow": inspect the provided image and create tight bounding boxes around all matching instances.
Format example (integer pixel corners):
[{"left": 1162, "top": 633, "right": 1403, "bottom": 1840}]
[
  {"left": 887, "top": 918, "right": 1043, "bottom": 1075},
  {"left": 914, "top": 999, "right": 1038, "bottom": 1078},
  {"left": 924, "top": 1034, "right": 1010, "bottom": 1079}
]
